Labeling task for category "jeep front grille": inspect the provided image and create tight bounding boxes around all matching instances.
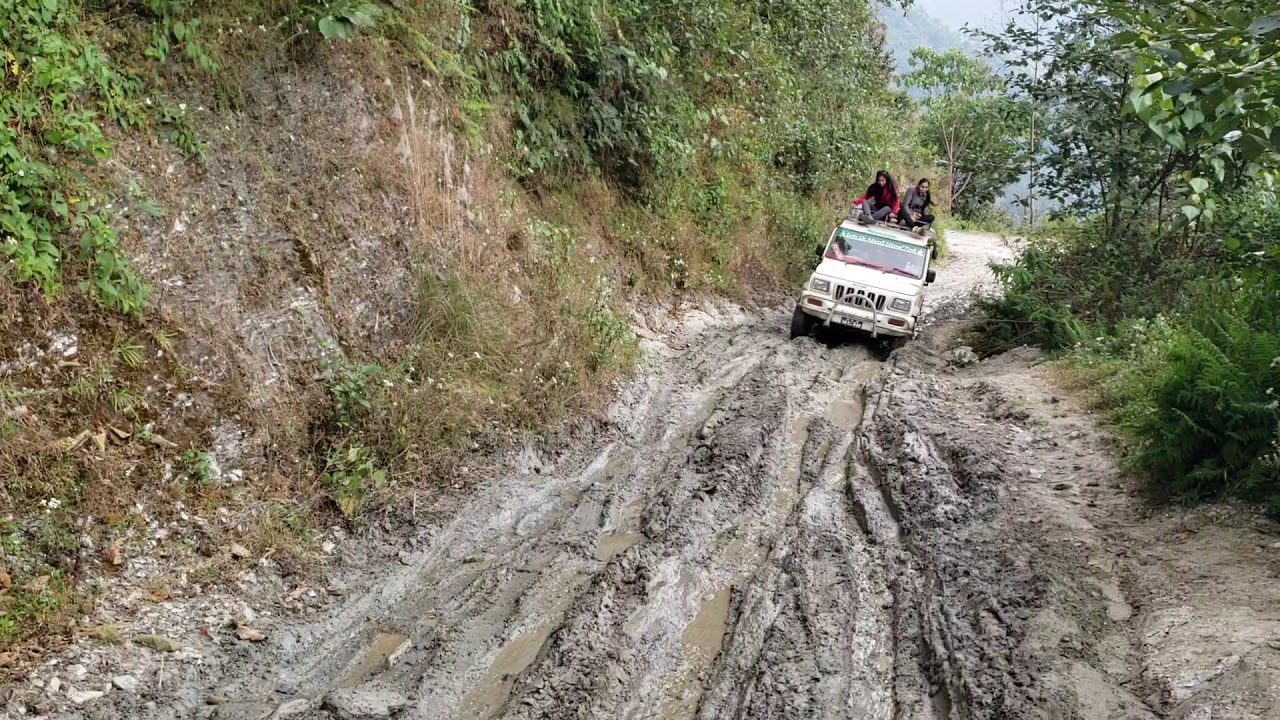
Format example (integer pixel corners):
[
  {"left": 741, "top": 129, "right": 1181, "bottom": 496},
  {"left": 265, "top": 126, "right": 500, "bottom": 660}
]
[{"left": 834, "top": 285, "right": 885, "bottom": 311}]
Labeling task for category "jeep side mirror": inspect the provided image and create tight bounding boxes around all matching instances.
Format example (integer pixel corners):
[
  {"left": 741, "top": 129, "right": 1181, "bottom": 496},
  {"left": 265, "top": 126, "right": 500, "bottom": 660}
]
[
  {"left": 815, "top": 244, "right": 824, "bottom": 257},
  {"left": 925, "top": 269, "right": 937, "bottom": 285}
]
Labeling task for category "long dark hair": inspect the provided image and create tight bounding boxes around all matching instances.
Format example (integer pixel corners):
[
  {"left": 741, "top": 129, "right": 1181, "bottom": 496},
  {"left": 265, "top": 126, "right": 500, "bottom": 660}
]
[
  {"left": 866, "top": 170, "right": 898, "bottom": 204},
  {"left": 915, "top": 177, "right": 932, "bottom": 206}
]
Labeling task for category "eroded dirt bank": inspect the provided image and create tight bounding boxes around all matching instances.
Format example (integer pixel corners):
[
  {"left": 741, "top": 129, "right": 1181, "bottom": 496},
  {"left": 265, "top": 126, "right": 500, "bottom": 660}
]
[{"left": 22, "top": 232, "right": 1280, "bottom": 719}]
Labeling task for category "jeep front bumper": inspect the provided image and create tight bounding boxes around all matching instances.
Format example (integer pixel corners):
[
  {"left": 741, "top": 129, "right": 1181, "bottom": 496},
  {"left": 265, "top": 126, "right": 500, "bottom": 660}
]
[{"left": 798, "top": 292, "right": 915, "bottom": 338}]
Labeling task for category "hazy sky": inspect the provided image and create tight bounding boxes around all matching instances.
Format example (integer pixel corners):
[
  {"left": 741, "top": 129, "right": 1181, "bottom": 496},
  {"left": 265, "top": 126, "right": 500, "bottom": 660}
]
[{"left": 911, "top": 0, "right": 1013, "bottom": 32}]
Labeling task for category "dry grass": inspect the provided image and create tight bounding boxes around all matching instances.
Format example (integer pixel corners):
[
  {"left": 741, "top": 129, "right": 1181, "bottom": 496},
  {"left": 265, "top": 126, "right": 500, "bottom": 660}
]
[
  {"left": 404, "top": 82, "right": 475, "bottom": 264},
  {"left": 258, "top": 82, "right": 641, "bottom": 529}
]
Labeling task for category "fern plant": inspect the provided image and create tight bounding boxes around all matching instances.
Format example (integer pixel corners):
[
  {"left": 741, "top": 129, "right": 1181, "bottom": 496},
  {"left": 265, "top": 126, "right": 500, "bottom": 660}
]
[{"left": 1126, "top": 309, "right": 1280, "bottom": 507}]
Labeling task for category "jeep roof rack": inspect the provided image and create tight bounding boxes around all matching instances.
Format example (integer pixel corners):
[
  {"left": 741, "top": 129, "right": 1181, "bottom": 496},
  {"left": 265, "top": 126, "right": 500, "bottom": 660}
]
[{"left": 836, "top": 216, "right": 934, "bottom": 246}]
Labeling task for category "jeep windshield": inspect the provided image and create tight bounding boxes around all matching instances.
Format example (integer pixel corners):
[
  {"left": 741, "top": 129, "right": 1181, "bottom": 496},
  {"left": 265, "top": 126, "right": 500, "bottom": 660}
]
[{"left": 824, "top": 227, "right": 926, "bottom": 279}]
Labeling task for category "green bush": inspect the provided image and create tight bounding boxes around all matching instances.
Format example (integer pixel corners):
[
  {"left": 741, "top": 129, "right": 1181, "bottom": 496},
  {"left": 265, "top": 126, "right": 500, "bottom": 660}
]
[
  {"left": 1, "top": 0, "right": 387, "bottom": 314},
  {"left": 1123, "top": 307, "right": 1280, "bottom": 508},
  {"left": 460, "top": 0, "right": 899, "bottom": 195},
  {"left": 765, "top": 189, "right": 829, "bottom": 282},
  {"left": 983, "top": 190, "right": 1280, "bottom": 514},
  {"left": 975, "top": 242, "right": 1092, "bottom": 353}
]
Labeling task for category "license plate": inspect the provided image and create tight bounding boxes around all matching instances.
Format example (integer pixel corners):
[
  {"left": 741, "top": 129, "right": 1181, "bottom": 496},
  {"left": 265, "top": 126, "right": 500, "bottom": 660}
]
[{"left": 835, "top": 316, "right": 865, "bottom": 330}]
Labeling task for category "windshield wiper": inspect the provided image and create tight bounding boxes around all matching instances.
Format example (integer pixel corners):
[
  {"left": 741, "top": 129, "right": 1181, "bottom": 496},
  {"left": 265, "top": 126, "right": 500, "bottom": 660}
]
[
  {"left": 840, "top": 257, "right": 892, "bottom": 272},
  {"left": 885, "top": 267, "right": 918, "bottom": 279}
]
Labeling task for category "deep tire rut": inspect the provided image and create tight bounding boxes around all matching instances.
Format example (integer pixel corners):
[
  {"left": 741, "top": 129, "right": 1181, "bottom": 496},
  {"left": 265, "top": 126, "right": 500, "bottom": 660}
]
[{"left": 87, "top": 233, "right": 1096, "bottom": 720}]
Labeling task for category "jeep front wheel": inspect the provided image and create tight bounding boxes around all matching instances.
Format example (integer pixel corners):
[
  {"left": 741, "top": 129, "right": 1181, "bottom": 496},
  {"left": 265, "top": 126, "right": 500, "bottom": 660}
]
[{"left": 789, "top": 305, "right": 816, "bottom": 339}]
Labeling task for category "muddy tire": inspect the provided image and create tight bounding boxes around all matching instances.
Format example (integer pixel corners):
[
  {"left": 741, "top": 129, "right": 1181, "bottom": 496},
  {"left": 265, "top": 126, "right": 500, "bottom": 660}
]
[{"left": 789, "top": 305, "right": 815, "bottom": 339}]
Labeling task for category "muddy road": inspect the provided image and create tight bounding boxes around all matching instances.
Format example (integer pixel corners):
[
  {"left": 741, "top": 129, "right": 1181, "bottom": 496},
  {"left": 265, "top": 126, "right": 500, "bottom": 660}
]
[
  {"left": 65, "top": 231, "right": 1280, "bottom": 720},
  {"left": 113, "top": 230, "right": 1018, "bottom": 720}
]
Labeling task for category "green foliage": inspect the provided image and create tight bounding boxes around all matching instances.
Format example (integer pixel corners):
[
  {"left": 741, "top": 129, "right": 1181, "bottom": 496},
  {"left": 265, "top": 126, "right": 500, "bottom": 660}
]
[
  {"left": 1059, "top": 272, "right": 1280, "bottom": 513},
  {"left": 524, "top": 220, "right": 637, "bottom": 369},
  {"left": 181, "top": 449, "right": 217, "bottom": 485},
  {"left": 978, "top": 218, "right": 1170, "bottom": 353},
  {"left": 465, "top": 0, "right": 902, "bottom": 193},
  {"left": 307, "top": 0, "right": 382, "bottom": 42},
  {"left": 584, "top": 273, "right": 632, "bottom": 371},
  {"left": 1106, "top": 0, "right": 1280, "bottom": 222},
  {"left": 141, "top": 0, "right": 219, "bottom": 73},
  {"left": 978, "top": 189, "right": 1280, "bottom": 514},
  {"left": 321, "top": 354, "right": 382, "bottom": 430},
  {"left": 0, "top": 0, "right": 225, "bottom": 313},
  {"left": 320, "top": 443, "right": 386, "bottom": 519},
  {"left": 1124, "top": 306, "right": 1280, "bottom": 506},
  {"left": 902, "top": 47, "right": 1026, "bottom": 218},
  {"left": 0, "top": 568, "right": 68, "bottom": 649},
  {"left": 972, "top": 0, "right": 1185, "bottom": 235},
  {"left": 765, "top": 188, "right": 829, "bottom": 281},
  {"left": 972, "top": 0, "right": 1280, "bottom": 516},
  {"left": 977, "top": 244, "right": 1090, "bottom": 354}
]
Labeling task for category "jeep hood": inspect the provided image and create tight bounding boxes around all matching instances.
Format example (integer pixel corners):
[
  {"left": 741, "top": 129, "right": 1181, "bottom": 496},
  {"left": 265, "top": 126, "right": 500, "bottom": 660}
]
[{"left": 814, "top": 258, "right": 922, "bottom": 296}]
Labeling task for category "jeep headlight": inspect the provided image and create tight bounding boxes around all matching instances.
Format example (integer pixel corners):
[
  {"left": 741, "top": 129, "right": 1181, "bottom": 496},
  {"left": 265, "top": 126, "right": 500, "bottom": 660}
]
[
  {"left": 890, "top": 297, "right": 912, "bottom": 313},
  {"left": 810, "top": 278, "right": 831, "bottom": 293}
]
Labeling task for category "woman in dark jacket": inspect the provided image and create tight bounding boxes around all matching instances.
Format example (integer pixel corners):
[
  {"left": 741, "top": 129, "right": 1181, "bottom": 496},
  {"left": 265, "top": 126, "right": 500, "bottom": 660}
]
[
  {"left": 898, "top": 178, "right": 935, "bottom": 233},
  {"left": 852, "top": 170, "right": 900, "bottom": 223}
]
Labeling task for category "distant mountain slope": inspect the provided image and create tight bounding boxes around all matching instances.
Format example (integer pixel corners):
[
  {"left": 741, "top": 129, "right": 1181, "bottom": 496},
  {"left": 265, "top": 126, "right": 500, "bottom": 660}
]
[
  {"left": 880, "top": 5, "right": 978, "bottom": 75},
  {"left": 909, "top": 0, "right": 1009, "bottom": 35}
]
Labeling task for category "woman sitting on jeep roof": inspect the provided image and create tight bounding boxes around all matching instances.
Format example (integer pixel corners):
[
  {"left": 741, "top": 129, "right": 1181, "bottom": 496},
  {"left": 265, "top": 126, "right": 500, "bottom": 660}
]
[
  {"left": 852, "top": 170, "right": 900, "bottom": 223},
  {"left": 898, "top": 178, "right": 935, "bottom": 235}
]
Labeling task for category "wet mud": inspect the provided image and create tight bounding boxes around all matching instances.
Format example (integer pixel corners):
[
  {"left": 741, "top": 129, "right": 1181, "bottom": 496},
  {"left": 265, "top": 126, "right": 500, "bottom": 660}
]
[{"left": 70, "top": 233, "right": 1193, "bottom": 720}]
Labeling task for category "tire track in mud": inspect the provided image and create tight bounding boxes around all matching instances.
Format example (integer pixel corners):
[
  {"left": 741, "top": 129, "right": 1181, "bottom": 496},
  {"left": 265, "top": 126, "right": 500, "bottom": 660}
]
[
  {"left": 320, "top": 325, "right": 813, "bottom": 720},
  {"left": 337, "top": 333, "right": 908, "bottom": 720},
  {"left": 465, "top": 337, "right": 891, "bottom": 720},
  {"left": 163, "top": 317, "right": 906, "bottom": 720},
  {"left": 99, "top": 232, "right": 1062, "bottom": 720}
]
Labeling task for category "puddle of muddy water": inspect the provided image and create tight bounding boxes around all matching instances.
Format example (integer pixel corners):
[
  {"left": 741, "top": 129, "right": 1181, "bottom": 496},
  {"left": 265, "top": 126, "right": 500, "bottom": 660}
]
[
  {"left": 340, "top": 632, "right": 410, "bottom": 688},
  {"left": 681, "top": 587, "right": 731, "bottom": 659},
  {"left": 456, "top": 628, "right": 550, "bottom": 719},
  {"left": 657, "top": 587, "right": 733, "bottom": 720},
  {"left": 827, "top": 396, "right": 864, "bottom": 429},
  {"left": 454, "top": 572, "right": 589, "bottom": 720},
  {"left": 827, "top": 362, "right": 881, "bottom": 429},
  {"left": 596, "top": 531, "right": 644, "bottom": 561}
]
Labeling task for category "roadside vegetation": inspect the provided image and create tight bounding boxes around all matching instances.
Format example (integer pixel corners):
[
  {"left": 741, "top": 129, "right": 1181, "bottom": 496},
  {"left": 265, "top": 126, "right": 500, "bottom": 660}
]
[{"left": 973, "top": 0, "right": 1280, "bottom": 514}]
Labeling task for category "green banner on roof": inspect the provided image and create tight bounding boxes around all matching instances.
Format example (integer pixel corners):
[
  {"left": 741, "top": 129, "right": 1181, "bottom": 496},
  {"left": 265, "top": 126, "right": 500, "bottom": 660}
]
[{"left": 835, "top": 227, "right": 926, "bottom": 255}]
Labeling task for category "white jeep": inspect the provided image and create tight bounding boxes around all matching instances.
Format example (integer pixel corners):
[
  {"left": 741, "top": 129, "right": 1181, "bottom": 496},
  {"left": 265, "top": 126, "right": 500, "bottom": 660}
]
[{"left": 790, "top": 217, "right": 937, "bottom": 348}]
